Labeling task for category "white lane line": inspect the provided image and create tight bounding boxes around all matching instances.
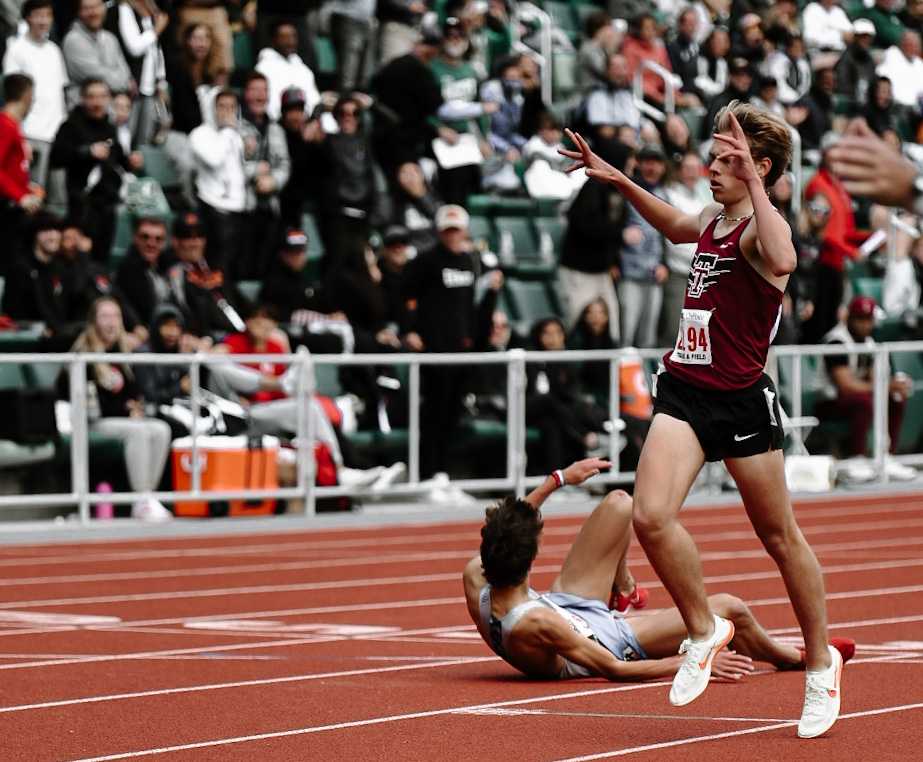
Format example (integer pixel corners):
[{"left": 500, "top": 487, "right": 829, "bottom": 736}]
[
  {"left": 456, "top": 708, "right": 789, "bottom": 722},
  {"left": 552, "top": 702, "right": 923, "bottom": 761},
  {"left": 769, "top": 612, "right": 923, "bottom": 635},
  {"left": 0, "top": 657, "right": 500, "bottom": 717}
]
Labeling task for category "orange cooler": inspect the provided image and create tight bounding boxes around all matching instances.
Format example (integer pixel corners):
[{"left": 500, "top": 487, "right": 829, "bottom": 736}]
[{"left": 171, "top": 435, "right": 279, "bottom": 517}]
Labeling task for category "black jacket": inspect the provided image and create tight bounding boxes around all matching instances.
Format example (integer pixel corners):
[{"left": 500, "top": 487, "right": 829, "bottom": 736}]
[
  {"left": 62, "top": 252, "right": 142, "bottom": 331},
  {"left": 134, "top": 304, "right": 191, "bottom": 406},
  {"left": 259, "top": 260, "right": 327, "bottom": 321},
  {"left": 310, "top": 131, "right": 376, "bottom": 217},
  {"left": 561, "top": 180, "right": 627, "bottom": 274},
  {"left": 2, "top": 254, "right": 67, "bottom": 332},
  {"left": 114, "top": 247, "right": 175, "bottom": 328}
]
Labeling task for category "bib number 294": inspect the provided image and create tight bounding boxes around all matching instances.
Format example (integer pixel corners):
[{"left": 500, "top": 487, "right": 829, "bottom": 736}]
[{"left": 670, "top": 309, "right": 713, "bottom": 365}]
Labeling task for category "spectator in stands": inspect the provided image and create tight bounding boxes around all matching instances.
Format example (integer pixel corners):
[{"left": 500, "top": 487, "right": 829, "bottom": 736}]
[
  {"left": 173, "top": 0, "right": 233, "bottom": 85},
  {"left": 516, "top": 51, "right": 548, "bottom": 139},
  {"left": 750, "top": 74, "right": 785, "bottom": 119},
  {"left": 278, "top": 87, "right": 315, "bottom": 224},
  {"left": 325, "top": 0, "right": 375, "bottom": 92},
  {"left": 876, "top": 30, "right": 923, "bottom": 114},
  {"left": 525, "top": 316, "right": 607, "bottom": 475},
  {"left": 255, "top": 0, "right": 313, "bottom": 65},
  {"left": 479, "top": 53, "right": 526, "bottom": 193},
  {"left": 623, "top": 12, "right": 698, "bottom": 109},
  {"left": 521, "top": 111, "right": 584, "bottom": 200},
  {"left": 559, "top": 138, "right": 631, "bottom": 343},
  {"left": 802, "top": 134, "right": 869, "bottom": 343},
  {"left": 585, "top": 53, "right": 642, "bottom": 146},
  {"left": 370, "top": 26, "right": 444, "bottom": 176},
  {"left": 115, "top": 0, "right": 168, "bottom": 146},
  {"left": 703, "top": 57, "right": 752, "bottom": 139},
  {"left": 62, "top": 0, "right": 132, "bottom": 92},
  {"left": 0, "top": 73, "right": 43, "bottom": 270},
  {"left": 189, "top": 88, "right": 247, "bottom": 271},
  {"left": 429, "top": 16, "right": 492, "bottom": 205},
  {"left": 816, "top": 295, "right": 915, "bottom": 477},
  {"left": 389, "top": 161, "right": 441, "bottom": 255},
  {"left": 2, "top": 0, "right": 68, "bottom": 187},
  {"left": 762, "top": 28, "right": 811, "bottom": 107},
  {"left": 836, "top": 20, "right": 878, "bottom": 108},
  {"left": 731, "top": 13, "right": 766, "bottom": 70},
  {"left": 255, "top": 20, "right": 321, "bottom": 122},
  {"left": 791, "top": 56, "right": 837, "bottom": 157},
  {"left": 402, "top": 203, "right": 501, "bottom": 477},
  {"left": 865, "top": 76, "right": 899, "bottom": 137},
  {"left": 861, "top": 0, "right": 905, "bottom": 52},
  {"left": 667, "top": 6, "right": 702, "bottom": 102},
  {"left": 59, "top": 217, "right": 141, "bottom": 333},
  {"left": 64, "top": 295, "right": 173, "bottom": 520},
  {"left": 576, "top": 10, "right": 620, "bottom": 94},
  {"left": 377, "top": 0, "right": 427, "bottom": 65},
  {"left": 567, "top": 298, "right": 617, "bottom": 405},
  {"left": 802, "top": 0, "right": 853, "bottom": 55},
  {"left": 166, "top": 209, "right": 247, "bottom": 336},
  {"left": 619, "top": 144, "right": 668, "bottom": 349},
  {"left": 659, "top": 149, "right": 710, "bottom": 347},
  {"left": 378, "top": 224, "right": 413, "bottom": 324},
  {"left": 51, "top": 79, "right": 141, "bottom": 263},
  {"left": 238, "top": 71, "right": 290, "bottom": 280},
  {"left": 2, "top": 213, "right": 69, "bottom": 338},
  {"left": 306, "top": 95, "right": 378, "bottom": 270},
  {"left": 901, "top": 0, "right": 923, "bottom": 37},
  {"left": 694, "top": 25, "right": 730, "bottom": 105},
  {"left": 164, "top": 23, "right": 212, "bottom": 136},
  {"left": 113, "top": 215, "right": 173, "bottom": 328}
]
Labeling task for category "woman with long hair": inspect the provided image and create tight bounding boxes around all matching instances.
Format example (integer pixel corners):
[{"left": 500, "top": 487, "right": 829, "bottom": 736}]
[{"left": 67, "top": 297, "right": 173, "bottom": 520}]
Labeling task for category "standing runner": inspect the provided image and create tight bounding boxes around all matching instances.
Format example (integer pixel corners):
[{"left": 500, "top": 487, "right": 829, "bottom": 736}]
[{"left": 560, "top": 102, "right": 842, "bottom": 738}]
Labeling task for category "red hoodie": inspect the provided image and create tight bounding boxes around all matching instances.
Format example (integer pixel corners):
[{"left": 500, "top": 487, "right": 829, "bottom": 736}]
[
  {"left": 0, "top": 112, "right": 29, "bottom": 203},
  {"left": 804, "top": 166, "right": 869, "bottom": 273}
]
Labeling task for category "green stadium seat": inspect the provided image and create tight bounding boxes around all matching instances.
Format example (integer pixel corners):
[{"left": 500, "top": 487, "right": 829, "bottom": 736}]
[
  {"left": 504, "top": 278, "right": 561, "bottom": 329},
  {"left": 533, "top": 217, "right": 565, "bottom": 262},
  {"left": 140, "top": 145, "right": 180, "bottom": 191},
  {"left": 23, "top": 362, "right": 62, "bottom": 391},
  {"left": 236, "top": 280, "right": 262, "bottom": 305},
  {"left": 232, "top": 30, "right": 255, "bottom": 71},
  {"left": 110, "top": 205, "right": 135, "bottom": 265},
  {"left": 313, "top": 36, "right": 338, "bottom": 74},
  {"left": 495, "top": 216, "right": 553, "bottom": 275},
  {"left": 468, "top": 215, "right": 496, "bottom": 251},
  {"left": 552, "top": 50, "right": 579, "bottom": 100},
  {"left": 852, "top": 276, "right": 883, "bottom": 305},
  {"left": 542, "top": 0, "right": 580, "bottom": 42}
]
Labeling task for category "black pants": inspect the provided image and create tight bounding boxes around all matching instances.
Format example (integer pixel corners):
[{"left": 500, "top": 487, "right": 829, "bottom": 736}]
[
  {"left": 318, "top": 213, "right": 370, "bottom": 273},
  {"left": 198, "top": 200, "right": 245, "bottom": 273},
  {"left": 233, "top": 207, "right": 281, "bottom": 281},
  {"left": 421, "top": 365, "right": 469, "bottom": 478},
  {"left": 801, "top": 262, "right": 844, "bottom": 345},
  {"left": 329, "top": 13, "right": 370, "bottom": 91}
]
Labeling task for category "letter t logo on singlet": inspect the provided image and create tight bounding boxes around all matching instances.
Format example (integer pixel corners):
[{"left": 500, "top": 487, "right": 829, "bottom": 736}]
[{"left": 687, "top": 253, "right": 719, "bottom": 298}]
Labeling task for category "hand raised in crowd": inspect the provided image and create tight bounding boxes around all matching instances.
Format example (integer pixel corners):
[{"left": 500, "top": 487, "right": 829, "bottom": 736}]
[
  {"left": 654, "top": 264, "right": 669, "bottom": 284},
  {"left": 481, "top": 100, "right": 500, "bottom": 114},
  {"left": 623, "top": 225, "right": 643, "bottom": 246},
  {"left": 827, "top": 119, "right": 918, "bottom": 209},
  {"left": 375, "top": 328, "right": 401, "bottom": 349},
  {"left": 712, "top": 112, "right": 761, "bottom": 185},
  {"left": 559, "top": 128, "right": 623, "bottom": 184},
  {"left": 404, "top": 331, "right": 424, "bottom": 352},
  {"left": 128, "top": 151, "right": 144, "bottom": 172},
  {"left": 89, "top": 140, "right": 111, "bottom": 161},
  {"left": 302, "top": 119, "right": 324, "bottom": 143},
  {"left": 254, "top": 174, "right": 275, "bottom": 195},
  {"left": 561, "top": 457, "right": 612, "bottom": 486}
]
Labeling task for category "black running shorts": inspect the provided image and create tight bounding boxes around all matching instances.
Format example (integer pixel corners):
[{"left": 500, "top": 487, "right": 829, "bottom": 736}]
[{"left": 651, "top": 368, "right": 785, "bottom": 462}]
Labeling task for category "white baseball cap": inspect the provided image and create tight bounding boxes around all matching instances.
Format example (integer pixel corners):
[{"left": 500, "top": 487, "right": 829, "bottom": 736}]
[
  {"left": 853, "top": 18, "right": 876, "bottom": 36},
  {"left": 435, "top": 204, "right": 470, "bottom": 232}
]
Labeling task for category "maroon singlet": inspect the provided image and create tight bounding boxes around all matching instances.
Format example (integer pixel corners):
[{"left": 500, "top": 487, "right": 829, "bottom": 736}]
[{"left": 662, "top": 215, "right": 784, "bottom": 391}]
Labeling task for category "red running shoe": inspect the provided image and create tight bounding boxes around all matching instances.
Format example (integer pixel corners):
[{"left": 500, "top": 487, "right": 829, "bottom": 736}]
[
  {"left": 795, "top": 638, "right": 856, "bottom": 669},
  {"left": 611, "top": 585, "right": 649, "bottom": 613}
]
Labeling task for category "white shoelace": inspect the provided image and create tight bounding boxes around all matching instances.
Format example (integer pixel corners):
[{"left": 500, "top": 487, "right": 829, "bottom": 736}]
[
  {"left": 676, "top": 638, "right": 709, "bottom": 678},
  {"left": 802, "top": 672, "right": 831, "bottom": 717}
]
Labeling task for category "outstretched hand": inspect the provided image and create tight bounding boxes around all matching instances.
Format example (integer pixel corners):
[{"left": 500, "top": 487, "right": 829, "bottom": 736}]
[
  {"left": 711, "top": 650, "right": 755, "bottom": 681},
  {"left": 558, "top": 129, "right": 622, "bottom": 184},
  {"left": 562, "top": 458, "right": 611, "bottom": 486},
  {"left": 712, "top": 112, "right": 760, "bottom": 185}
]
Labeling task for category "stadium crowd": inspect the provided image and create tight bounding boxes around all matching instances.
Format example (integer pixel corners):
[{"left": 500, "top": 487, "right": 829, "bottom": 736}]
[{"left": 0, "top": 0, "right": 922, "bottom": 509}]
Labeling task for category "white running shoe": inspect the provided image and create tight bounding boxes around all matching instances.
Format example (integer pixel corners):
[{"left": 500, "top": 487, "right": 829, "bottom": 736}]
[
  {"left": 669, "top": 614, "right": 735, "bottom": 707},
  {"left": 798, "top": 644, "right": 843, "bottom": 739},
  {"left": 338, "top": 466, "right": 386, "bottom": 489},
  {"left": 370, "top": 462, "right": 406, "bottom": 492},
  {"left": 131, "top": 499, "right": 173, "bottom": 522},
  {"left": 884, "top": 457, "right": 917, "bottom": 482}
]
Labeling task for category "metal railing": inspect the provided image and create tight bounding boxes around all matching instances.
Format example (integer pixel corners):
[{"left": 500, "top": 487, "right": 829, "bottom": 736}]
[
  {"left": 633, "top": 60, "right": 676, "bottom": 123},
  {"left": 1, "top": 339, "right": 921, "bottom": 523},
  {"left": 512, "top": 2, "right": 554, "bottom": 106}
]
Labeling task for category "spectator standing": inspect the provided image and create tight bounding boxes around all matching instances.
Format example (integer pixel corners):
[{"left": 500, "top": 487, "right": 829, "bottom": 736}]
[
  {"left": 703, "top": 57, "right": 752, "bottom": 140},
  {"left": 377, "top": 0, "right": 427, "bottom": 65},
  {"left": 63, "top": 296, "right": 173, "bottom": 521},
  {"left": 619, "top": 144, "right": 668, "bottom": 349},
  {"left": 567, "top": 298, "right": 617, "bottom": 405},
  {"left": 164, "top": 23, "right": 212, "bottom": 135},
  {"left": 730, "top": 13, "right": 767, "bottom": 70},
  {"left": 836, "top": 20, "right": 878, "bottom": 108},
  {"left": 277, "top": 86, "right": 314, "bottom": 223},
  {"left": 901, "top": 0, "right": 923, "bottom": 37},
  {"left": 865, "top": 75, "right": 899, "bottom": 137},
  {"left": 324, "top": 0, "right": 375, "bottom": 92},
  {"left": 791, "top": 57, "right": 837, "bottom": 156},
  {"left": 113, "top": 215, "right": 173, "bottom": 327},
  {"left": 802, "top": 0, "right": 854, "bottom": 55},
  {"left": 479, "top": 53, "right": 526, "bottom": 193},
  {"left": 585, "top": 53, "right": 642, "bottom": 146},
  {"left": 762, "top": 29, "right": 811, "bottom": 107},
  {"left": 576, "top": 10, "right": 619, "bottom": 94},
  {"left": 62, "top": 0, "right": 132, "bottom": 93},
  {"left": 255, "top": 0, "right": 313, "bottom": 65},
  {"left": 558, "top": 138, "right": 631, "bottom": 342},
  {"left": 51, "top": 79, "right": 142, "bottom": 262},
  {"left": 255, "top": 20, "right": 321, "bottom": 122},
  {"left": 378, "top": 224, "right": 413, "bottom": 324},
  {"left": 876, "top": 31, "right": 923, "bottom": 113},
  {"left": 389, "top": 161, "right": 441, "bottom": 255},
  {"left": 238, "top": 71, "right": 290, "bottom": 280},
  {"left": 750, "top": 74, "right": 785, "bottom": 119},
  {"left": 174, "top": 0, "right": 233, "bottom": 84},
  {"left": 115, "top": 0, "right": 168, "bottom": 146},
  {"left": 668, "top": 7, "right": 702, "bottom": 102},
  {"left": 189, "top": 88, "right": 247, "bottom": 271},
  {"left": 623, "top": 12, "right": 696, "bottom": 109},
  {"left": 402, "top": 204, "right": 498, "bottom": 477},
  {"left": 659, "top": 149, "right": 711, "bottom": 347},
  {"left": 694, "top": 25, "right": 730, "bottom": 105},
  {"left": 2, "top": 0, "right": 68, "bottom": 186},
  {"left": 860, "top": 0, "right": 905, "bottom": 52},
  {"left": 0, "top": 73, "right": 43, "bottom": 270}
]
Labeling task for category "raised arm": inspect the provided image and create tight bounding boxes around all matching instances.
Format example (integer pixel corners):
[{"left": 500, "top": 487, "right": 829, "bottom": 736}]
[
  {"left": 559, "top": 130, "right": 701, "bottom": 244},
  {"left": 524, "top": 457, "right": 611, "bottom": 511}
]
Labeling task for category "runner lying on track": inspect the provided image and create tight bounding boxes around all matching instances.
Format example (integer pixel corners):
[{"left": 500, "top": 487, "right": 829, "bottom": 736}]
[{"left": 463, "top": 458, "right": 855, "bottom": 681}]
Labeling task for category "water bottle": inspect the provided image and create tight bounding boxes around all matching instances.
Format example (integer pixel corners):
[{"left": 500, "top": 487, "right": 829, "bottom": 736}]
[{"left": 95, "top": 482, "right": 114, "bottom": 520}]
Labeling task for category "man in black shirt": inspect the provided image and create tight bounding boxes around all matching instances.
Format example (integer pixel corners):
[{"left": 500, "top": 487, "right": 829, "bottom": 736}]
[{"left": 403, "top": 204, "right": 502, "bottom": 477}]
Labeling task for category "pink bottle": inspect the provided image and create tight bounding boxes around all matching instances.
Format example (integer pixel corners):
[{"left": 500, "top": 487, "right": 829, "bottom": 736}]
[{"left": 95, "top": 482, "right": 114, "bottom": 520}]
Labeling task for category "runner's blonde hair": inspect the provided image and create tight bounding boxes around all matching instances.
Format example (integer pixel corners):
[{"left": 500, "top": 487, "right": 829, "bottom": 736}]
[{"left": 713, "top": 100, "right": 793, "bottom": 187}]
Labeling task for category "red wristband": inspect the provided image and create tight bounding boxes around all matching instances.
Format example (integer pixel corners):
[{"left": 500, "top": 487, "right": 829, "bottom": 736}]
[{"left": 551, "top": 470, "right": 565, "bottom": 488}]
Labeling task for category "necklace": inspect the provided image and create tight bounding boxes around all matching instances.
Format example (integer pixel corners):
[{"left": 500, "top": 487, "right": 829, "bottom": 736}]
[{"left": 717, "top": 211, "right": 753, "bottom": 222}]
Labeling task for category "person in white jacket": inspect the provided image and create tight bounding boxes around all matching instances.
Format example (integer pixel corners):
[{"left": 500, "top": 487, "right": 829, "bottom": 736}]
[
  {"left": 189, "top": 88, "right": 248, "bottom": 272},
  {"left": 2, "top": 0, "right": 68, "bottom": 184},
  {"left": 255, "top": 20, "right": 321, "bottom": 122},
  {"left": 116, "top": 0, "right": 168, "bottom": 145}
]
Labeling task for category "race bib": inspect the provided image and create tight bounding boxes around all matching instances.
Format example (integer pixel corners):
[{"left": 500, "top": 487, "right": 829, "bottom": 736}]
[{"left": 670, "top": 309, "right": 713, "bottom": 365}]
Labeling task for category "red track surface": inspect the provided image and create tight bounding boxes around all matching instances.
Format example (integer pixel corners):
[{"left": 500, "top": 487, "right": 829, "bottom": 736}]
[{"left": 2, "top": 492, "right": 923, "bottom": 760}]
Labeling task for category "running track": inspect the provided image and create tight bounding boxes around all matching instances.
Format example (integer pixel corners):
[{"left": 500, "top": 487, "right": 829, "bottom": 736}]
[{"left": 1, "top": 491, "right": 923, "bottom": 760}]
